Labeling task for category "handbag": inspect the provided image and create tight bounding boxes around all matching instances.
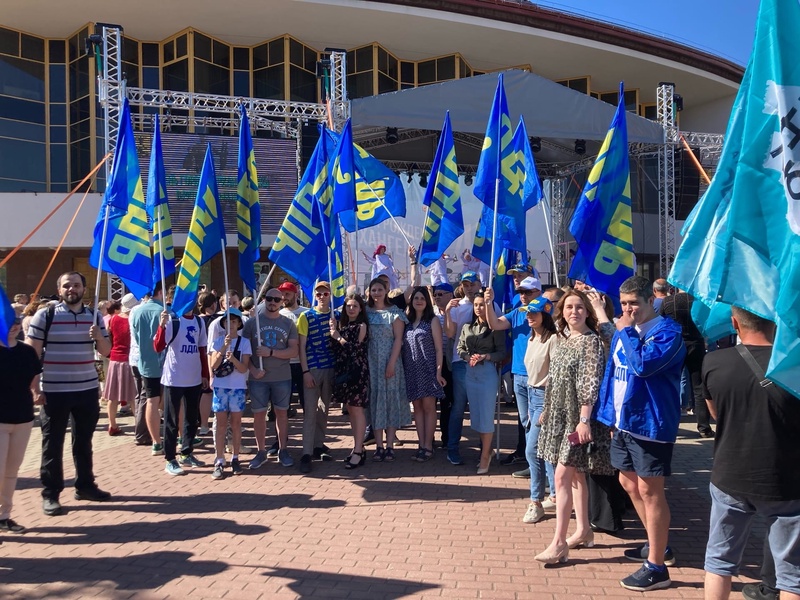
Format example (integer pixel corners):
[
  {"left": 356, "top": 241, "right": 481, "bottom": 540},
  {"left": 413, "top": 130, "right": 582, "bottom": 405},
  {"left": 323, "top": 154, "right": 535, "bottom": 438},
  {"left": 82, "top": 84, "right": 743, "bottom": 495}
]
[{"left": 213, "top": 337, "right": 241, "bottom": 378}]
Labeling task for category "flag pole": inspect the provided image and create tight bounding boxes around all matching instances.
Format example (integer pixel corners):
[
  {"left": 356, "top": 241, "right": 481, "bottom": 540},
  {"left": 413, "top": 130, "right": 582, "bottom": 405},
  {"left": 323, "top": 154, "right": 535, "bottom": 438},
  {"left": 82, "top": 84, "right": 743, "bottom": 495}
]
[
  {"left": 220, "top": 244, "right": 231, "bottom": 338},
  {"left": 92, "top": 204, "right": 112, "bottom": 326},
  {"left": 488, "top": 178, "right": 500, "bottom": 289},
  {"left": 252, "top": 262, "right": 278, "bottom": 370},
  {"left": 362, "top": 180, "right": 414, "bottom": 248},
  {"left": 540, "top": 199, "right": 560, "bottom": 287},
  {"left": 156, "top": 205, "right": 168, "bottom": 303}
]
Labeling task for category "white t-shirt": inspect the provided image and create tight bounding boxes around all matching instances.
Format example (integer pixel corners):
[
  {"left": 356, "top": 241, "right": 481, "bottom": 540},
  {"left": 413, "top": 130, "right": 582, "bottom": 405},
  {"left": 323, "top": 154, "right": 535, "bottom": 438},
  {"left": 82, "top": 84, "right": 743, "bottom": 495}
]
[
  {"left": 161, "top": 316, "right": 208, "bottom": 387},
  {"left": 428, "top": 257, "right": 449, "bottom": 286},
  {"left": 210, "top": 333, "right": 252, "bottom": 390},
  {"left": 280, "top": 305, "right": 308, "bottom": 364}
]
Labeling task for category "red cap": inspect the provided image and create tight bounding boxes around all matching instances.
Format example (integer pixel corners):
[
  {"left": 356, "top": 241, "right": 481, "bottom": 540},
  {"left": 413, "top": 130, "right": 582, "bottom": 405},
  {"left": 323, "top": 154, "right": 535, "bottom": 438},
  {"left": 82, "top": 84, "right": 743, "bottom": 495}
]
[{"left": 277, "top": 281, "right": 298, "bottom": 293}]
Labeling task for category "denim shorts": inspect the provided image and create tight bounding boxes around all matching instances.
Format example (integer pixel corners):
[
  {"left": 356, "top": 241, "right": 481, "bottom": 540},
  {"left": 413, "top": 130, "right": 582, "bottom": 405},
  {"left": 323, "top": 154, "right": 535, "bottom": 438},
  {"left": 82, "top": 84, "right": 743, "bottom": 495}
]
[
  {"left": 212, "top": 388, "right": 246, "bottom": 413},
  {"left": 248, "top": 379, "right": 291, "bottom": 412},
  {"left": 610, "top": 430, "right": 673, "bottom": 477},
  {"left": 704, "top": 483, "right": 800, "bottom": 594}
]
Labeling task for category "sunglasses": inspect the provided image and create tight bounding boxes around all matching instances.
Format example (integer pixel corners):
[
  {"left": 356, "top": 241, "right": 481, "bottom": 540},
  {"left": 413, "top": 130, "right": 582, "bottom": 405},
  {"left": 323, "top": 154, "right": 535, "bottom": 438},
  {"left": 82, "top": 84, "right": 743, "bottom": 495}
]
[
  {"left": 433, "top": 292, "right": 449, "bottom": 297},
  {"left": 265, "top": 297, "right": 283, "bottom": 303},
  {"left": 315, "top": 291, "right": 330, "bottom": 297},
  {"left": 519, "top": 289, "right": 537, "bottom": 295}
]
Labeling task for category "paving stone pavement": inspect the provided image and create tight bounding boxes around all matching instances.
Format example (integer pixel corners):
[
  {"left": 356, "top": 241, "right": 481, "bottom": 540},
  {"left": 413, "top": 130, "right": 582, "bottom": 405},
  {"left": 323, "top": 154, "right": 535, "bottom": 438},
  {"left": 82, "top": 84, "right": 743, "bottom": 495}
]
[{"left": 1, "top": 404, "right": 764, "bottom": 599}]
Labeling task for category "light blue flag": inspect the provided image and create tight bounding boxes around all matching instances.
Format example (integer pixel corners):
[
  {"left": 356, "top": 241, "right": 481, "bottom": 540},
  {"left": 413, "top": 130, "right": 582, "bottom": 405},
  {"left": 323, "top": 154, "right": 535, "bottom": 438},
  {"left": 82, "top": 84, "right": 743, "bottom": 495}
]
[
  {"left": 237, "top": 106, "right": 261, "bottom": 293},
  {"left": 171, "top": 145, "right": 226, "bottom": 318},
  {"left": 323, "top": 128, "right": 406, "bottom": 232},
  {"left": 0, "top": 283, "right": 15, "bottom": 345},
  {"left": 146, "top": 115, "right": 176, "bottom": 293},
  {"left": 419, "top": 112, "right": 464, "bottom": 268},
  {"left": 269, "top": 134, "right": 335, "bottom": 291},
  {"left": 330, "top": 118, "right": 356, "bottom": 216},
  {"left": 89, "top": 99, "right": 153, "bottom": 300},
  {"left": 513, "top": 117, "right": 543, "bottom": 211},
  {"left": 669, "top": 0, "right": 800, "bottom": 396},
  {"left": 568, "top": 82, "right": 635, "bottom": 299}
]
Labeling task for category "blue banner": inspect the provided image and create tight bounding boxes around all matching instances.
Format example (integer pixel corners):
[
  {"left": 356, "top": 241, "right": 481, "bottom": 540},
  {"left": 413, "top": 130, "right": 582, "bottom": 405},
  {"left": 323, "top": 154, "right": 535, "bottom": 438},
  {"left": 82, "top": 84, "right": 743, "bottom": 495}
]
[
  {"left": 237, "top": 106, "right": 261, "bottom": 293},
  {"left": 330, "top": 118, "right": 356, "bottom": 216},
  {"left": 171, "top": 145, "right": 226, "bottom": 318},
  {"left": 146, "top": 115, "right": 176, "bottom": 294},
  {"left": 568, "top": 82, "right": 635, "bottom": 299},
  {"left": 0, "top": 283, "right": 15, "bottom": 345},
  {"left": 419, "top": 112, "right": 464, "bottom": 268},
  {"left": 669, "top": 0, "right": 800, "bottom": 396},
  {"left": 513, "top": 116, "right": 543, "bottom": 211}
]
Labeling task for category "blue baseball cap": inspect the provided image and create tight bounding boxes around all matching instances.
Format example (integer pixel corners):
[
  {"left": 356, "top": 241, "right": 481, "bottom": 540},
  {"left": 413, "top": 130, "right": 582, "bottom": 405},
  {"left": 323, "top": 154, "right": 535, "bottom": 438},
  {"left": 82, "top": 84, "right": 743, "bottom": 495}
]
[
  {"left": 508, "top": 263, "right": 534, "bottom": 274},
  {"left": 460, "top": 271, "right": 479, "bottom": 282},
  {"left": 434, "top": 283, "right": 454, "bottom": 293},
  {"left": 519, "top": 297, "right": 554, "bottom": 315}
]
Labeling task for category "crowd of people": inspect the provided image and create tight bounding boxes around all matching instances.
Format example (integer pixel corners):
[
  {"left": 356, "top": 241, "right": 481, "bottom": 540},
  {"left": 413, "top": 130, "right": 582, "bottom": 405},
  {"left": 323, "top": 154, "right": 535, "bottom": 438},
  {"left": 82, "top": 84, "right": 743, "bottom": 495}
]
[{"left": 0, "top": 252, "right": 798, "bottom": 599}]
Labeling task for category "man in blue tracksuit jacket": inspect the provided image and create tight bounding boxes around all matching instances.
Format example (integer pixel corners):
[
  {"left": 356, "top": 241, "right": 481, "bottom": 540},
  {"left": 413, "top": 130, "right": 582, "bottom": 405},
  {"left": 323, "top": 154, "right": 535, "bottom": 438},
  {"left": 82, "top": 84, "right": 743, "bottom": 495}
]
[{"left": 594, "top": 276, "right": 685, "bottom": 592}]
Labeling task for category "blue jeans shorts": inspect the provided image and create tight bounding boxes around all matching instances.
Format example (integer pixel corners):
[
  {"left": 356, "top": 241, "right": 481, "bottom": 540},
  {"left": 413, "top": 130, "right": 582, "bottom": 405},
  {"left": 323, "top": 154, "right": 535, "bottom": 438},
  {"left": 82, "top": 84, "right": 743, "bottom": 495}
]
[
  {"left": 212, "top": 388, "right": 246, "bottom": 413},
  {"left": 248, "top": 379, "right": 292, "bottom": 412},
  {"left": 704, "top": 483, "right": 800, "bottom": 594},
  {"left": 611, "top": 430, "right": 673, "bottom": 477}
]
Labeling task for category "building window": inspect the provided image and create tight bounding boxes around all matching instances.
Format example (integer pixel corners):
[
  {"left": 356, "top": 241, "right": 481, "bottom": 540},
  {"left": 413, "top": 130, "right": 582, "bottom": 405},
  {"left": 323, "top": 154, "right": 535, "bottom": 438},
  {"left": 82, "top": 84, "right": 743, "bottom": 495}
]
[
  {"left": 597, "top": 89, "right": 639, "bottom": 112},
  {"left": 556, "top": 77, "right": 590, "bottom": 95},
  {"left": 346, "top": 44, "right": 375, "bottom": 99}
]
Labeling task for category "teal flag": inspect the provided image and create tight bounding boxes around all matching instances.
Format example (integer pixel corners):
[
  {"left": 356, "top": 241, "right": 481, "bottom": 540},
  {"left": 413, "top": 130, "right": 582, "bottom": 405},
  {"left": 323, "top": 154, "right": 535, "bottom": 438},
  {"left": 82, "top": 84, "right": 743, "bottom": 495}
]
[
  {"left": 146, "top": 115, "right": 176, "bottom": 293},
  {"left": 419, "top": 112, "right": 464, "bottom": 268},
  {"left": 171, "top": 145, "right": 226, "bottom": 318},
  {"left": 237, "top": 106, "right": 261, "bottom": 293},
  {"left": 90, "top": 99, "right": 153, "bottom": 299},
  {"left": 669, "top": 0, "right": 800, "bottom": 396},
  {"left": 323, "top": 128, "right": 406, "bottom": 232},
  {"left": 568, "top": 82, "right": 635, "bottom": 299}
]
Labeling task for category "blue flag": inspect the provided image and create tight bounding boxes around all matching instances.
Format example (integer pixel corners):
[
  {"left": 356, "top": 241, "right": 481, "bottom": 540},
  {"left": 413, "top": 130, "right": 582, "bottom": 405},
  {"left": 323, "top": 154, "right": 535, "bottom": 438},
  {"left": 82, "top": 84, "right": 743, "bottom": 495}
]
[
  {"left": 473, "top": 73, "right": 516, "bottom": 212},
  {"left": 513, "top": 117, "right": 543, "bottom": 211},
  {"left": 669, "top": 0, "right": 800, "bottom": 396},
  {"left": 330, "top": 118, "right": 356, "bottom": 216},
  {"left": 237, "top": 106, "right": 261, "bottom": 293},
  {"left": 269, "top": 134, "right": 335, "bottom": 291},
  {"left": 492, "top": 248, "right": 516, "bottom": 311},
  {"left": 568, "top": 82, "right": 634, "bottom": 299},
  {"left": 89, "top": 99, "right": 153, "bottom": 300},
  {"left": 419, "top": 112, "right": 464, "bottom": 268},
  {"left": 146, "top": 115, "right": 176, "bottom": 293},
  {"left": 323, "top": 128, "right": 406, "bottom": 232},
  {"left": 171, "top": 145, "right": 226, "bottom": 318},
  {"left": 0, "top": 283, "right": 14, "bottom": 345}
]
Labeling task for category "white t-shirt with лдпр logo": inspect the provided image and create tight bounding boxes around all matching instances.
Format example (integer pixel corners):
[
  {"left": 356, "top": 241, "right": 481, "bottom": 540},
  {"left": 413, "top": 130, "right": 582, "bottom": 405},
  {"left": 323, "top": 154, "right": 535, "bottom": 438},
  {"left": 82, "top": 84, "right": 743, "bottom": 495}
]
[{"left": 160, "top": 316, "right": 207, "bottom": 388}]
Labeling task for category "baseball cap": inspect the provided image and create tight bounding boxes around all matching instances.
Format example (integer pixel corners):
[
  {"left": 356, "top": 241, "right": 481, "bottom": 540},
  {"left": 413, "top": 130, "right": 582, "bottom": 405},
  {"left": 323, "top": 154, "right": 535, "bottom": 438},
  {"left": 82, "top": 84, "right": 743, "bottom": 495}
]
[
  {"left": 519, "top": 297, "right": 554, "bottom": 315},
  {"left": 460, "top": 271, "right": 479, "bottom": 283},
  {"left": 515, "top": 276, "right": 542, "bottom": 292},
  {"left": 508, "top": 263, "right": 534, "bottom": 274},
  {"left": 434, "top": 283, "right": 454, "bottom": 293},
  {"left": 278, "top": 281, "right": 298, "bottom": 293},
  {"left": 315, "top": 280, "right": 331, "bottom": 291}
]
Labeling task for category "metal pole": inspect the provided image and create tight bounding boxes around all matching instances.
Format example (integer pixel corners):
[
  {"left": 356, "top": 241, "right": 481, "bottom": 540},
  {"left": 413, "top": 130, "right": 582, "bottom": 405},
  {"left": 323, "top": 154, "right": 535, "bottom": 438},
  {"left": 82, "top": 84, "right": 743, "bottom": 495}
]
[
  {"left": 540, "top": 199, "right": 560, "bottom": 287},
  {"left": 156, "top": 205, "right": 167, "bottom": 302},
  {"left": 488, "top": 177, "right": 500, "bottom": 288},
  {"left": 220, "top": 246, "right": 231, "bottom": 338},
  {"left": 362, "top": 179, "right": 414, "bottom": 248},
  {"left": 92, "top": 204, "right": 111, "bottom": 325},
  {"left": 252, "top": 263, "right": 279, "bottom": 370}
]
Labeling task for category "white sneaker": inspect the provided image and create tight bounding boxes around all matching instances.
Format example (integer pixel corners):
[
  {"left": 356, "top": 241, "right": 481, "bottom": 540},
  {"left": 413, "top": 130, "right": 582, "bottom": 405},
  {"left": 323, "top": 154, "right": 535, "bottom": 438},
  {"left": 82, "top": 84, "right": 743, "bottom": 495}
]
[
  {"left": 522, "top": 502, "right": 545, "bottom": 524},
  {"left": 542, "top": 497, "right": 557, "bottom": 510}
]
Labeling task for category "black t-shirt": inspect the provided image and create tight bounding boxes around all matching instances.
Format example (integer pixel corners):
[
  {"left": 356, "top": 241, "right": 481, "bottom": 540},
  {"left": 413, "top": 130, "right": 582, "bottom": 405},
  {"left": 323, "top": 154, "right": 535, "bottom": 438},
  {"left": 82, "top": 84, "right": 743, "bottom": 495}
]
[
  {"left": 0, "top": 342, "right": 42, "bottom": 424},
  {"left": 702, "top": 345, "right": 800, "bottom": 501}
]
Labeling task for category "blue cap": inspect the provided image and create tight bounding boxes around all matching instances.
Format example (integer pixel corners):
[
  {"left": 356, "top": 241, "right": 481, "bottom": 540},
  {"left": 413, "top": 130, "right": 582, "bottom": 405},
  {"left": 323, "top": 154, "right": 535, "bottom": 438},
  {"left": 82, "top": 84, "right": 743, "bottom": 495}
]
[
  {"left": 508, "top": 263, "right": 534, "bottom": 274},
  {"left": 460, "top": 271, "right": 479, "bottom": 282},
  {"left": 518, "top": 297, "right": 554, "bottom": 315},
  {"left": 219, "top": 307, "right": 245, "bottom": 330},
  {"left": 434, "top": 283, "right": 454, "bottom": 293}
]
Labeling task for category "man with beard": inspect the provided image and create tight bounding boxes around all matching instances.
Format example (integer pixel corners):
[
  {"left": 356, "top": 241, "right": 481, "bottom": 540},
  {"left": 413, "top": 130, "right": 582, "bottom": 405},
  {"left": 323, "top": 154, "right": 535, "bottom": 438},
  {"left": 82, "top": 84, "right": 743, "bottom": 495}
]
[
  {"left": 26, "top": 272, "right": 113, "bottom": 516},
  {"left": 242, "top": 287, "right": 298, "bottom": 469}
]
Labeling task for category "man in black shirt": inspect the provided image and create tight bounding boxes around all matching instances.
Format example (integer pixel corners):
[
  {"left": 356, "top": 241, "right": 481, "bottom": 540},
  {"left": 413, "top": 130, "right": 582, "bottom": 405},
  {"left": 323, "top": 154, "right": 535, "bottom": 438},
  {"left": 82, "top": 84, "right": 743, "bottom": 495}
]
[{"left": 702, "top": 307, "right": 800, "bottom": 600}]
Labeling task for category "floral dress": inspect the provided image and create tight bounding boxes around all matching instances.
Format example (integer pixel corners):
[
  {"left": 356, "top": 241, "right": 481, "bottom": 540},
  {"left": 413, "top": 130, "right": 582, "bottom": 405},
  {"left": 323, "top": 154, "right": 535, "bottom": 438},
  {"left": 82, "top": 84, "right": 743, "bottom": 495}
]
[
  {"left": 331, "top": 322, "right": 369, "bottom": 407},
  {"left": 537, "top": 330, "right": 614, "bottom": 475},
  {"left": 367, "top": 306, "right": 411, "bottom": 429},
  {"left": 402, "top": 319, "right": 444, "bottom": 401}
]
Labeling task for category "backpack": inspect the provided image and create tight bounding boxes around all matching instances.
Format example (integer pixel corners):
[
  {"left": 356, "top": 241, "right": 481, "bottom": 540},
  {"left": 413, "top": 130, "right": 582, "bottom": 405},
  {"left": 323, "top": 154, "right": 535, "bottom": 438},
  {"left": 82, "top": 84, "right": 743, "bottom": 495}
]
[{"left": 41, "top": 303, "right": 99, "bottom": 344}]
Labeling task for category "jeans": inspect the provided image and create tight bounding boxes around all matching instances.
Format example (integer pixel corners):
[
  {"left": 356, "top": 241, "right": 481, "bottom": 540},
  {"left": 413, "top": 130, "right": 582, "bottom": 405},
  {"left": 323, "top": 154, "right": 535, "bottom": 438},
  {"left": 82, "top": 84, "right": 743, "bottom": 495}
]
[
  {"left": 162, "top": 384, "right": 202, "bottom": 461},
  {"left": 439, "top": 361, "right": 454, "bottom": 446},
  {"left": 679, "top": 366, "right": 692, "bottom": 411},
  {"left": 40, "top": 388, "right": 100, "bottom": 499},
  {"left": 525, "top": 387, "right": 555, "bottom": 501},
  {"left": 447, "top": 361, "right": 468, "bottom": 453},
  {"left": 130, "top": 365, "right": 152, "bottom": 445},
  {"left": 513, "top": 374, "right": 529, "bottom": 455}
]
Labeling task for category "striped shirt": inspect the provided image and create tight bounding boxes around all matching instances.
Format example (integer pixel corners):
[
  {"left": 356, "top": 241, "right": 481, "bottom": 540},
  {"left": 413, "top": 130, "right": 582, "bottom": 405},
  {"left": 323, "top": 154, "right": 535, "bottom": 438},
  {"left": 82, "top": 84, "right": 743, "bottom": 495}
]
[{"left": 27, "top": 303, "right": 108, "bottom": 393}]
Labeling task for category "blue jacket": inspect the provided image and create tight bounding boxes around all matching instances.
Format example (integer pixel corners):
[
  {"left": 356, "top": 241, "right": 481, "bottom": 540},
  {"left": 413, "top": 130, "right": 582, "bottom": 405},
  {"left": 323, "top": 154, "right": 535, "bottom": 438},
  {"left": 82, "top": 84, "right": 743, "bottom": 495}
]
[{"left": 594, "top": 317, "right": 686, "bottom": 443}]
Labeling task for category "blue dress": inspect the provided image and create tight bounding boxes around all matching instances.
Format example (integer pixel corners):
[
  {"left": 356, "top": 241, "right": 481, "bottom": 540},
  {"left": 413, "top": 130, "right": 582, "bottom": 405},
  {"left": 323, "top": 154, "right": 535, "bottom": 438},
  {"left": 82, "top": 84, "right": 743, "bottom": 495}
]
[{"left": 402, "top": 319, "right": 444, "bottom": 401}]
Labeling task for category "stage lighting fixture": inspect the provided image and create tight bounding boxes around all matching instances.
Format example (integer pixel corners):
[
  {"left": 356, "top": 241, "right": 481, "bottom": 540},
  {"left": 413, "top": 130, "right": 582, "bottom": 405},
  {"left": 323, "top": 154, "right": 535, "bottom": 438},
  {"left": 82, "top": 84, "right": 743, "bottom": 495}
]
[
  {"left": 574, "top": 139, "right": 586, "bottom": 155},
  {"left": 464, "top": 173, "right": 473, "bottom": 186},
  {"left": 531, "top": 137, "right": 541, "bottom": 153},
  {"left": 419, "top": 172, "right": 428, "bottom": 188},
  {"left": 407, "top": 171, "right": 414, "bottom": 184},
  {"left": 674, "top": 94, "right": 684, "bottom": 112},
  {"left": 386, "top": 127, "right": 399, "bottom": 144}
]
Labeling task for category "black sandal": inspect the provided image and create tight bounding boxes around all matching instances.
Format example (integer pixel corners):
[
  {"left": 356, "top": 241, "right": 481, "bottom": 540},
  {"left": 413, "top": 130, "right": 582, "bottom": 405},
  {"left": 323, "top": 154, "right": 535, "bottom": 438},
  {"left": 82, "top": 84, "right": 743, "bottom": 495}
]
[
  {"left": 372, "top": 448, "right": 385, "bottom": 462},
  {"left": 345, "top": 451, "right": 364, "bottom": 470}
]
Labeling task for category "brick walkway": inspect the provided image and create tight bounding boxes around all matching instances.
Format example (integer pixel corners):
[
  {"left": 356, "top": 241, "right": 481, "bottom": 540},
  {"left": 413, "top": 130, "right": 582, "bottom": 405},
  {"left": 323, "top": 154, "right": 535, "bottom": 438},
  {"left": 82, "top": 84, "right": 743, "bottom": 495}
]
[{"left": 1, "top": 404, "right": 763, "bottom": 599}]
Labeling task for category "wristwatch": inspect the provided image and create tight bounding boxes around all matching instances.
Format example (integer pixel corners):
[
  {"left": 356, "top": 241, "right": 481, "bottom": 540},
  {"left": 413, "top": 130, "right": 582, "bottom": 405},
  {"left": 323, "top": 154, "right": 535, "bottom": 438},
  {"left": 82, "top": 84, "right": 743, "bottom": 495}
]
[{"left": 579, "top": 416, "right": 590, "bottom": 424}]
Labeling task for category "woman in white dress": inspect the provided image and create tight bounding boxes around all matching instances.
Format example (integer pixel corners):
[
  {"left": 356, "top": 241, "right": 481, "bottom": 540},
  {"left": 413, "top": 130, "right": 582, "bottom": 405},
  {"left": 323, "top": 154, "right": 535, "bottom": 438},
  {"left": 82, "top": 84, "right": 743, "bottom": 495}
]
[{"left": 362, "top": 245, "right": 399, "bottom": 290}]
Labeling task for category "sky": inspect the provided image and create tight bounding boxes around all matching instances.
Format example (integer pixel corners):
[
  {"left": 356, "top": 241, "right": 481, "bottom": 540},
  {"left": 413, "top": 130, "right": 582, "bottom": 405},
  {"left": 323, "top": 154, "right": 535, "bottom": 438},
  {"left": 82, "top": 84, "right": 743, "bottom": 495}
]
[{"left": 532, "top": 0, "right": 759, "bottom": 66}]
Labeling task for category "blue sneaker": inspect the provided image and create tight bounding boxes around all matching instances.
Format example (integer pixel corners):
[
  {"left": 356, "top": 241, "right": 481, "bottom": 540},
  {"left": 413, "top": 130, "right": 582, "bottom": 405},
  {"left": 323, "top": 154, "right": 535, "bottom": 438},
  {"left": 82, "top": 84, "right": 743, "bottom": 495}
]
[
  {"left": 249, "top": 450, "right": 268, "bottom": 470},
  {"left": 278, "top": 449, "right": 294, "bottom": 468},
  {"left": 624, "top": 543, "right": 676, "bottom": 567},
  {"left": 164, "top": 459, "right": 185, "bottom": 476},
  {"left": 447, "top": 450, "right": 463, "bottom": 465},
  {"left": 620, "top": 562, "right": 671, "bottom": 592},
  {"left": 179, "top": 454, "right": 205, "bottom": 468}
]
